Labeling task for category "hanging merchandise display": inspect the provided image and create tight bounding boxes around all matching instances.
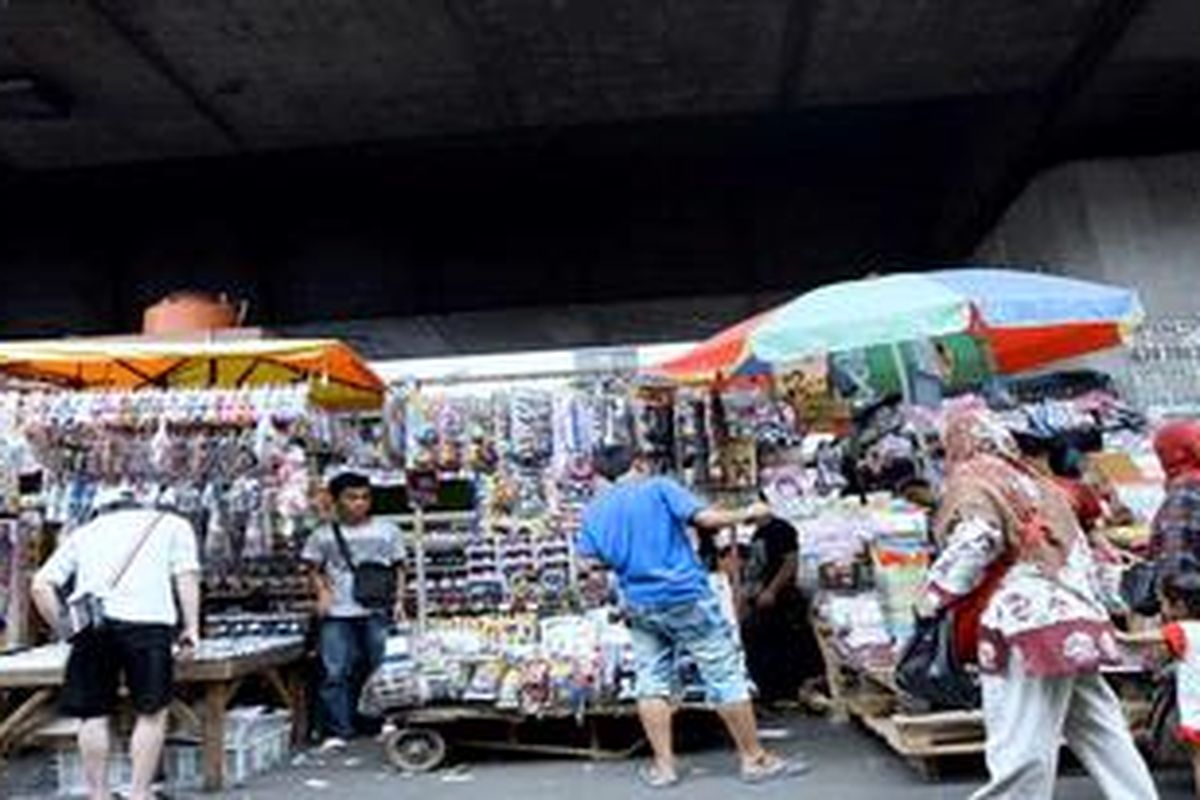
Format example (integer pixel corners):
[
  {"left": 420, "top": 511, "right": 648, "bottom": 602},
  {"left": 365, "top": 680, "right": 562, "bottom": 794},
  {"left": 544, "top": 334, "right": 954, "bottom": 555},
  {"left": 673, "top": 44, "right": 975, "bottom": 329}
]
[
  {"left": 14, "top": 387, "right": 317, "bottom": 545},
  {"left": 370, "top": 306, "right": 1189, "bottom": 774},
  {"left": 0, "top": 334, "right": 389, "bottom": 647},
  {"left": 632, "top": 385, "right": 676, "bottom": 474}
]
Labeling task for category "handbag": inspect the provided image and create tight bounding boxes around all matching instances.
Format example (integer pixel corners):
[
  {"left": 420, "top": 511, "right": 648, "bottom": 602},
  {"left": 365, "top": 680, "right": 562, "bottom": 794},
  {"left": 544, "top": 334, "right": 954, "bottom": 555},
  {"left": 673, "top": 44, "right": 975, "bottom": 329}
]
[
  {"left": 64, "top": 511, "right": 168, "bottom": 641},
  {"left": 1121, "top": 560, "right": 1161, "bottom": 616},
  {"left": 331, "top": 522, "right": 397, "bottom": 611},
  {"left": 895, "top": 610, "right": 981, "bottom": 710},
  {"left": 896, "top": 512, "right": 1013, "bottom": 710}
]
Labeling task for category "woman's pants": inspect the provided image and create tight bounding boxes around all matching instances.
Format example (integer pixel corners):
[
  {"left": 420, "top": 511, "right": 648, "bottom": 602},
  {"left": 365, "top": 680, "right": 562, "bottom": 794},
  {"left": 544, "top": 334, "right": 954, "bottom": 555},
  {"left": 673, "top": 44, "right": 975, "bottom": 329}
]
[{"left": 972, "top": 672, "right": 1159, "bottom": 800}]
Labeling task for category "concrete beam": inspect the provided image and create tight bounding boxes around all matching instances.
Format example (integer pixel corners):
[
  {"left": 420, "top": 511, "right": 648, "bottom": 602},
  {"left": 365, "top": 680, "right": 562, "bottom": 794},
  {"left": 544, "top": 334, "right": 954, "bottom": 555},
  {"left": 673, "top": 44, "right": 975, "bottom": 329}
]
[
  {"left": 933, "top": 0, "right": 1150, "bottom": 255},
  {"left": 441, "top": 0, "right": 521, "bottom": 128},
  {"left": 775, "top": 0, "right": 820, "bottom": 109},
  {"left": 84, "top": 0, "right": 246, "bottom": 150}
]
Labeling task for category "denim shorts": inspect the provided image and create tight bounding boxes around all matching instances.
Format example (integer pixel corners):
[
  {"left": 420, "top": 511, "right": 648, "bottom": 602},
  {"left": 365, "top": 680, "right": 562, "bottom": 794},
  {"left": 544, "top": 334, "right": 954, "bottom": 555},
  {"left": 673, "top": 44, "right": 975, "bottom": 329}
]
[{"left": 626, "top": 592, "right": 750, "bottom": 705}]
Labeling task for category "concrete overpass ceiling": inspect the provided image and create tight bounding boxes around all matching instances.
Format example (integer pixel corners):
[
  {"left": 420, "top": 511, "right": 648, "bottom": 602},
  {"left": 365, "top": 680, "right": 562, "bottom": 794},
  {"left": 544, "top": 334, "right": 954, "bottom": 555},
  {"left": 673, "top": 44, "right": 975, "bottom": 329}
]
[{"left": 0, "top": 0, "right": 1195, "bottom": 344}]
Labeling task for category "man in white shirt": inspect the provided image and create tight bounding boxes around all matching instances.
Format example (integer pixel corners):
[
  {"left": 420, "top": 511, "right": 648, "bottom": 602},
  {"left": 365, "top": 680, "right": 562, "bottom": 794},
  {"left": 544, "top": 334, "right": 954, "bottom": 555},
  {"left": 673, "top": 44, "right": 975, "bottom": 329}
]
[{"left": 32, "top": 500, "right": 200, "bottom": 800}]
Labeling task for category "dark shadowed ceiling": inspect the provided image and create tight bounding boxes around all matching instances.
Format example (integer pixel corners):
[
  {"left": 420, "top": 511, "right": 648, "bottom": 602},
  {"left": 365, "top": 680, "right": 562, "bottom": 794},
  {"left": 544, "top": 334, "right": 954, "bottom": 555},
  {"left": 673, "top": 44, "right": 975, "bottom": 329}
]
[{"left": 0, "top": 0, "right": 1197, "bottom": 352}]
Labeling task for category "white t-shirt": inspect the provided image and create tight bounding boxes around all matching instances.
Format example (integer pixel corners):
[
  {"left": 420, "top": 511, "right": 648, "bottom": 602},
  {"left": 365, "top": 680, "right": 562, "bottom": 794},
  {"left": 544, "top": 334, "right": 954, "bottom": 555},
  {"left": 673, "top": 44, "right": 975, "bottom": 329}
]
[{"left": 37, "top": 508, "right": 200, "bottom": 626}]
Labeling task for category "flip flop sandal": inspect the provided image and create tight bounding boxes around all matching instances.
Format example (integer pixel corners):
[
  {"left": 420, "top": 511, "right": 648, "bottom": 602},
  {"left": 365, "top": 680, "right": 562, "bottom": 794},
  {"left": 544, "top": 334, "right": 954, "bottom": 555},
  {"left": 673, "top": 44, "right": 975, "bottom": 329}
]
[{"left": 637, "top": 763, "right": 681, "bottom": 789}]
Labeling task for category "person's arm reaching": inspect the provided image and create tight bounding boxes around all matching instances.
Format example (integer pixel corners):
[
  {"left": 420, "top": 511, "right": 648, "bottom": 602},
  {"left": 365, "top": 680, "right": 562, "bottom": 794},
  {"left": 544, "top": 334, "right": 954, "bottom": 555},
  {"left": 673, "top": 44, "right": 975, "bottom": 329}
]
[
  {"left": 656, "top": 475, "right": 771, "bottom": 533},
  {"left": 692, "top": 501, "right": 773, "bottom": 531},
  {"left": 1115, "top": 629, "right": 1166, "bottom": 647},
  {"left": 31, "top": 574, "right": 64, "bottom": 635}
]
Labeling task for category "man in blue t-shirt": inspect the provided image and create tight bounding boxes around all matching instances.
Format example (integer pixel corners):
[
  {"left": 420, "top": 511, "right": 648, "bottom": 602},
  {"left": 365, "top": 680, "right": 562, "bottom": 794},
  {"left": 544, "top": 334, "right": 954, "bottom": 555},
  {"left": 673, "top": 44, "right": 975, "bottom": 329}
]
[{"left": 579, "top": 445, "right": 801, "bottom": 787}]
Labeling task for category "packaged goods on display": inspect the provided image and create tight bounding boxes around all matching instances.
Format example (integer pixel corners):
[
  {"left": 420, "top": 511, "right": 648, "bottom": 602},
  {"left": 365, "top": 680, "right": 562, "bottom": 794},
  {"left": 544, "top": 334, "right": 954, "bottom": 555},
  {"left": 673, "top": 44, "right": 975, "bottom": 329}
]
[{"left": 359, "top": 608, "right": 730, "bottom": 717}]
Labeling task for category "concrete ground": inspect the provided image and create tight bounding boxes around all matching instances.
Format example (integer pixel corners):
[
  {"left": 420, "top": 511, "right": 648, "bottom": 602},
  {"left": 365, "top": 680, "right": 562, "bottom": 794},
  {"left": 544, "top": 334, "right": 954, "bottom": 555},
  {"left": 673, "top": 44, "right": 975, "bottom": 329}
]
[{"left": 6, "top": 714, "right": 1194, "bottom": 799}]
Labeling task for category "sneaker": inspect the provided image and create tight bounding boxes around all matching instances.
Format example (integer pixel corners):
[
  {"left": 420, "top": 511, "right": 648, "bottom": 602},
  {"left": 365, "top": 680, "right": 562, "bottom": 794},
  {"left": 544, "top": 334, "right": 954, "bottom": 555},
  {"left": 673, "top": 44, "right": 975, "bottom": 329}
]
[
  {"left": 637, "top": 762, "right": 680, "bottom": 789},
  {"left": 319, "top": 736, "right": 349, "bottom": 753},
  {"left": 740, "top": 753, "right": 810, "bottom": 784},
  {"left": 376, "top": 721, "right": 399, "bottom": 743}
]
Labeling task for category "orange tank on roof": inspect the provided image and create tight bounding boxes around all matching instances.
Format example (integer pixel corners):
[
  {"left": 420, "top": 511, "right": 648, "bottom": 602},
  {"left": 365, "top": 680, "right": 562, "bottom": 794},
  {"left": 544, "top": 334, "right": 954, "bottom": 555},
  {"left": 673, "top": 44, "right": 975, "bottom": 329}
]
[{"left": 142, "top": 291, "right": 244, "bottom": 335}]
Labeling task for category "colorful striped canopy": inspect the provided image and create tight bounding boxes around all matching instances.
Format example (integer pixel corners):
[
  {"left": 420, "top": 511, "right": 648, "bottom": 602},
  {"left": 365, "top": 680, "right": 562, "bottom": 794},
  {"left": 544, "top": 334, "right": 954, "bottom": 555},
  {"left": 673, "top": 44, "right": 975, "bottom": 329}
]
[{"left": 654, "top": 268, "right": 1143, "bottom": 381}]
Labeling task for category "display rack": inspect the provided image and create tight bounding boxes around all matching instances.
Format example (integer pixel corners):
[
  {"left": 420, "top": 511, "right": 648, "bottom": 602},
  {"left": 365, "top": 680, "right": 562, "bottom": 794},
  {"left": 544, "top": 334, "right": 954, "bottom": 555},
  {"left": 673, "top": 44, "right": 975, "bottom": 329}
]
[{"left": 381, "top": 510, "right": 478, "bottom": 634}]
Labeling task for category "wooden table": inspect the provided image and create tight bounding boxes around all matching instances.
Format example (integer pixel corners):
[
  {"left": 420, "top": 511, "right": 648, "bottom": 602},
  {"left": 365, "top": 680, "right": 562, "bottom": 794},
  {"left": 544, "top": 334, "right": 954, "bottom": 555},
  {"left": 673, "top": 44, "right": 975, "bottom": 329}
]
[{"left": 0, "top": 637, "right": 307, "bottom": 792}]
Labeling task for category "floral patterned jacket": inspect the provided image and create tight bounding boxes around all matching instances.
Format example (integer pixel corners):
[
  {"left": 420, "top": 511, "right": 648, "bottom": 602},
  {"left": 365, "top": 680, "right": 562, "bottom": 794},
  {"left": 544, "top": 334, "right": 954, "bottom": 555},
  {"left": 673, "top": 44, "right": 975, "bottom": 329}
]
[{"left": 922, "top": 514, "right": 1125, "bottom": 677}]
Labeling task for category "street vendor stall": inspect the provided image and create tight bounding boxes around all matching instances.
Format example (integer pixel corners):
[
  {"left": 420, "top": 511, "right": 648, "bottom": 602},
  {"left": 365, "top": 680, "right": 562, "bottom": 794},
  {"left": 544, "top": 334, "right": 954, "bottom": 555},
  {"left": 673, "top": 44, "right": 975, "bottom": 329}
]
[
  {"left": 353, "top": 348, "right": 791, "bottom": 771},
  {"left": 357, "top": 367, "right": 656, "bottom": 770},
  {"left": 647, "top": 267, "right": 1164, "bottom": 776},
  {"left": 0, "top": 335, "right": 386, "bottom": 643},
  {"left": 0, "top": 334, "right": 386, "bottom": 792}
]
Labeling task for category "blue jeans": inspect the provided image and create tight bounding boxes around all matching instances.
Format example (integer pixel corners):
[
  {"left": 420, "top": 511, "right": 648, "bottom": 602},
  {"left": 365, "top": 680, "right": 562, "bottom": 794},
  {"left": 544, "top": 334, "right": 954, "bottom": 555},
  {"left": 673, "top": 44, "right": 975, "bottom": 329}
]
[{"left": 318, "top": 616, "right": 388, "bottom": 739}]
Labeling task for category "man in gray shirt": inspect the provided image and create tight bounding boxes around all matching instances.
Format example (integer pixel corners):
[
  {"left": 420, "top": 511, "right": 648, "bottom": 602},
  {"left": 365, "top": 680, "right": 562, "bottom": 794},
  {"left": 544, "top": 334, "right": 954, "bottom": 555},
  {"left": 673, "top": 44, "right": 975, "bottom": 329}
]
[{"left": 302, "top": 472, "right": 406, "bottom": 751}]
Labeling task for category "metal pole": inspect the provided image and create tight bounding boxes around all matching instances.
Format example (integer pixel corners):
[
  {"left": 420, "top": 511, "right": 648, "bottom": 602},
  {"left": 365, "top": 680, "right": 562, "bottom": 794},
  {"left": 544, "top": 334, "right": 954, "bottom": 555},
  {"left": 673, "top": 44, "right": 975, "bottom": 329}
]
[
  {"left": 891, "top": 343, "right": 912, "bottom": 403},
  {"left": 414, "top": 506, "right": 429, "bottom": 636}
]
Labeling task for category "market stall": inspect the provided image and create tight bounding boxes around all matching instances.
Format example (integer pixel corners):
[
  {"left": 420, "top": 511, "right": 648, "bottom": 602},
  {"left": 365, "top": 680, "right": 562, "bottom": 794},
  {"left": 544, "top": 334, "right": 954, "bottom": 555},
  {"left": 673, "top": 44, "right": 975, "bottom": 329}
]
[
  {"left": 356, "top": 371, "right": 653, "bottom": 770},
  {"left": 0, "top": 335, "right": 386, "bottom": 792},
  {"left": 336, "top": 340, "right": 825, "bottom": 771},
  {"left": 648, "top": 267, "right": 1164, "bottom": 775}
]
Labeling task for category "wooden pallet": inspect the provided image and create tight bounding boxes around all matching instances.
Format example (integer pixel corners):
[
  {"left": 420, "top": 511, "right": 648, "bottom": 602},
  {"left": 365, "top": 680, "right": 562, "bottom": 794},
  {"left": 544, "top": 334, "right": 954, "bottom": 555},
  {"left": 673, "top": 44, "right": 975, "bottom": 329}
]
[
  {"left": 856, "top": 710, "right": 984, "bottom": 779},
  {"left": 843, "top": 687, "right": 985, "bottom": 778}
]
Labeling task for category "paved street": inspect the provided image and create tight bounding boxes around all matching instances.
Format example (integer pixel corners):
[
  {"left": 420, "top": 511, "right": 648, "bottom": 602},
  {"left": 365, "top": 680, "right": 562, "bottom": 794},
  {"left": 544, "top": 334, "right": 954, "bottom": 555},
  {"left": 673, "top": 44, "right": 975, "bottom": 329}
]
[{"left": 7, "top": 715, "right": 1193, "bottom": 799}]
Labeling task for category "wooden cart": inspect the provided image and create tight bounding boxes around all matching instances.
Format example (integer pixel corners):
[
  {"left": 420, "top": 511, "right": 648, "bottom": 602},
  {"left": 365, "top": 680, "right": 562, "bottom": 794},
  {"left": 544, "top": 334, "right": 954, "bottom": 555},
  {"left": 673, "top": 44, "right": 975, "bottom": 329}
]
[{"left": 380, "top": 703, "right": 652, "bottom": 772}]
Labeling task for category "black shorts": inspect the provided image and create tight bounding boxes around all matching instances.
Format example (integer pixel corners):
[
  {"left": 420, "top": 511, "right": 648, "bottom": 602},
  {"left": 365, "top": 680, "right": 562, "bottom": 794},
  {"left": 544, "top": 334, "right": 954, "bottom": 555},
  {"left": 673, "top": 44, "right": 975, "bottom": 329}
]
[{"left": 60, "top": 622, "right": 174, "bottom": 718}]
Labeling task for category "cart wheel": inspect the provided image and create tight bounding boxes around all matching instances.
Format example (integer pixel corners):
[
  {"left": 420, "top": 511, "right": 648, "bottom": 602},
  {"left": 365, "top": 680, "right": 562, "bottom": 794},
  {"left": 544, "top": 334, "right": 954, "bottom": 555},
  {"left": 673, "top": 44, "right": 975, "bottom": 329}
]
[{"left": 384, "top": 727, "right": 447, "bottom": 773}]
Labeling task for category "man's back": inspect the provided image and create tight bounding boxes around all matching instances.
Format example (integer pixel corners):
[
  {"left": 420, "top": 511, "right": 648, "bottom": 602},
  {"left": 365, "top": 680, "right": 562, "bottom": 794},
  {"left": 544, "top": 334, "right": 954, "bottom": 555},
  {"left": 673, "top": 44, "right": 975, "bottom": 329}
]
[
  {"left": 38, "top": 508, "right": 198, "bottom": 626},
  {"left": 580, "top": 476, "right": 708, "bottom": 608}
]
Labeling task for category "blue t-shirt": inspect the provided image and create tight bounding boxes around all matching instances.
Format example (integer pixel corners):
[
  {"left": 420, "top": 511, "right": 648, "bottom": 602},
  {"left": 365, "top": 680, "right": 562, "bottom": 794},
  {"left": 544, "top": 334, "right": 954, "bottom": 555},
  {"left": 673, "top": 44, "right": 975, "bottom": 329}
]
[{"left": 578, "top": 476, "right": 709, "bottom": 608}]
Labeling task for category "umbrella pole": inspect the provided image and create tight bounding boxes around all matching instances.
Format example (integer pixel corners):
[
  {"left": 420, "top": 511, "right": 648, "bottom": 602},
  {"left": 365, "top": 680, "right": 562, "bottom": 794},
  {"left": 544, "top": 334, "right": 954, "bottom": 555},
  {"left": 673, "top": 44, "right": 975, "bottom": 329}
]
[{"left": 891, "top": 343, "right": 912, "bottom": 403}]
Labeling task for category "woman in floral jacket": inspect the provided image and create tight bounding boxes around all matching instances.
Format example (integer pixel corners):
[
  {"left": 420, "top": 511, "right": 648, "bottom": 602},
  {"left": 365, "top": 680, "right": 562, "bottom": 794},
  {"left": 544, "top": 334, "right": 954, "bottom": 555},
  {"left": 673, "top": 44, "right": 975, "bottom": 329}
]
[{"left": 921, "top": 407, "right": 1156, "bottom": 800}]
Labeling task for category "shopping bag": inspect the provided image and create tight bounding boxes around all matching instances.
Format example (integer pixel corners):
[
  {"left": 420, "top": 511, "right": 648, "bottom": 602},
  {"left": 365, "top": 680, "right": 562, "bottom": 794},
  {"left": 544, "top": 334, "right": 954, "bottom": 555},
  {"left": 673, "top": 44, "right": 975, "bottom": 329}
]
[
  {"left": 1121, "top": 561, "right": 1161, "bottom": 617},
  {"left": 895, "top": 611, "right": 980, "bottom": 710}
]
